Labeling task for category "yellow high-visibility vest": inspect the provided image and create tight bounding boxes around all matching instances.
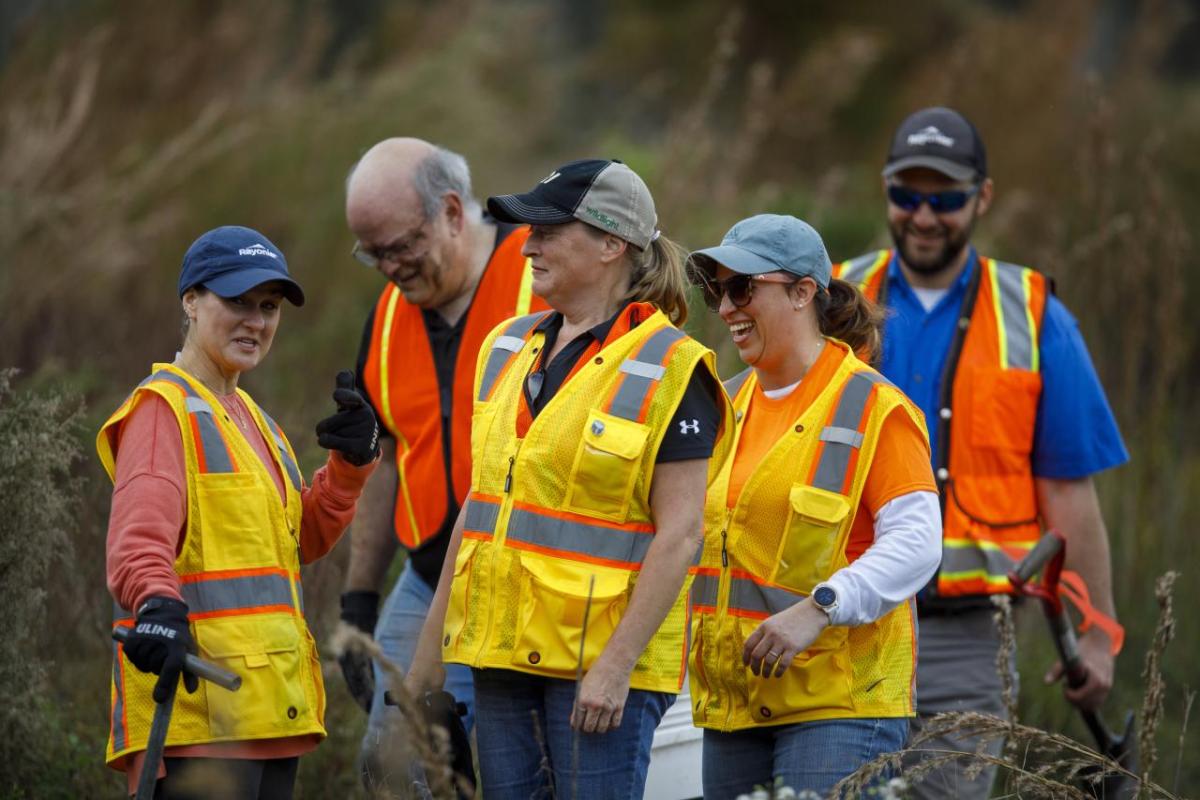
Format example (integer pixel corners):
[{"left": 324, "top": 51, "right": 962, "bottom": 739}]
[
  {"left": 97, "top": 364, "right": 323, "bottom": 768},
  {"left": 690, "top": 343, "right": 925, "bottom": 730},
  {"left": 442, "top": 305, "right": 733, "bottom": 693}
]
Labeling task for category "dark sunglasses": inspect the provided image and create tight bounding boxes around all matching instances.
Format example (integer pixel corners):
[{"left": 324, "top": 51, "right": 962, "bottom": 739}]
[
  {"left": 690, "top": 269, "right": 797, "bottom": 312},
  {"left": 887, "top": 184, "right": 979, "bottom": 213}
]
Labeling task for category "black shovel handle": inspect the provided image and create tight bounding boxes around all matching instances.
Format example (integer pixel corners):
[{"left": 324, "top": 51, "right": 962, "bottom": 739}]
[{"left": 112, "top": 626, "right": 242, "bottom": 691}]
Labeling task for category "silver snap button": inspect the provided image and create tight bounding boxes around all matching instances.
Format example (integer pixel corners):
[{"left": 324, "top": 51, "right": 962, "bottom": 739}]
[
  {"left": 939, "top": 407, "right": 952, "bottom": 420},
  {"left": 591, "top": 420, "right": 605, "bottom": 436},
  {"left": 936, "top": 467, "right": 950, "bottom": 481}
]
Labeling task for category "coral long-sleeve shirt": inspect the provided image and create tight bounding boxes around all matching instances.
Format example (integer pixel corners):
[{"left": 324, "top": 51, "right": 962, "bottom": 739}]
[{"left": 105, "top": 390, "right": 376, "bottom": 791}]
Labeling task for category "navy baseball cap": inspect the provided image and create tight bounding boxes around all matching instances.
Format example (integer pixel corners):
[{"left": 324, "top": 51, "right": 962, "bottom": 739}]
[
  {"left": 883, "top": 107, "right": 987, "bottom": 182},
  {"left": 178, "top": 226, "right": 305, "bottom": 306},
  {"left": 690, "top": 214, "right": 833, "bottom": 288}
]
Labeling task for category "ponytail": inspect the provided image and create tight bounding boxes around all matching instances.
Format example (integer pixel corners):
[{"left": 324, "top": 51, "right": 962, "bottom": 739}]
[
  {"left": 815, "top": 278, "right": 884, "bottom": 364},
  {"left": 624, "top": 234, "right": 690, "bottom": 325}
]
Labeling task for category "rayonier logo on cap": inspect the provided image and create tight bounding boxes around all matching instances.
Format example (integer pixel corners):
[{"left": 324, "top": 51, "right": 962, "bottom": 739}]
[
  {"left": 584, "top": 206, "right": 619, "bottom": 231},
  {"left": 906, "top": 125, "right": 955, "bottom": 148},
  {"left": 238, "top": 243, "right": 279, "bottom": 259}
]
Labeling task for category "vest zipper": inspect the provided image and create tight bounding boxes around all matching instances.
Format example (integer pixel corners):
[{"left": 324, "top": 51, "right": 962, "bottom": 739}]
[
  {"left": 503, "top": 455, "right": 516, "bottom": 494},
  {"left": 717, "top": 506, "right": 736, "bottom": 732},
  {"left": 476, "top": 440, "right": 522, "bottom": 664}
]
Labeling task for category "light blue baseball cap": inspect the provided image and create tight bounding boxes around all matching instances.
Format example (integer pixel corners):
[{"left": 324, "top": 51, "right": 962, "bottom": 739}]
[{"left": 690, "top": 213, "right": 832, "bottom": 288}]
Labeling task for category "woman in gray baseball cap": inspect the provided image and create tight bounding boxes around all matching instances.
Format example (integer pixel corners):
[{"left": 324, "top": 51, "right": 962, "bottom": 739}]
[
  {"left": 404, "top": 159, "right": 733, "bottom": 799},
  {"left": 97, "top": 225, "right": 382, "bottom": 799},
  {"left": 685, "top": 214, "right": 942, "bottom": 797}
]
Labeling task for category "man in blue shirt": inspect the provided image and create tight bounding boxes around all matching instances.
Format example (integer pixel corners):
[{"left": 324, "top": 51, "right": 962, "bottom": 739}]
[{"left": 833, "top": 107, "right": 1128, "bottom": 799}]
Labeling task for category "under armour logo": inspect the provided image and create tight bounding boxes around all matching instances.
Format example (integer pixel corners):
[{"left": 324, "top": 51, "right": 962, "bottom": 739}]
[
  {"left": 679, "top": 419, "right": 700, "bottom": 435},
  {"left": 539, "top": 170, "right": 562, "bottom": 184}
]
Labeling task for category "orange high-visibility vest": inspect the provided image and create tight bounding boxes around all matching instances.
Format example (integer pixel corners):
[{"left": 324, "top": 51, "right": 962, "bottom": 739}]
[
  {"left": 442, "top": 304, "right": 733, "bottom": 693},
  {"left": 97, "top": 364, "right": 321, "bottom": 768},
  {"left": 362, "top": 227, "right": 546, "bottom": 550},
  {"left": 833, "top": 250, "right": 1049, "bottom": 596}
]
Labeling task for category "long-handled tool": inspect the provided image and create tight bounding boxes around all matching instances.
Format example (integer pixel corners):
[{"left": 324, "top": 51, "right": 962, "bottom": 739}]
[
  {"left": 112, "top": 626, "right": 242, "bottom": 800},
  {"left": 1009, "top": 531, "right": 1138, "bottom": 799}
]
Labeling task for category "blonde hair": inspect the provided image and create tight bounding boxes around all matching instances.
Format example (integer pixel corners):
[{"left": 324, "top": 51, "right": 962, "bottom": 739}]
[{"left": 623, "top": 234, "right": 690, "bottom": 325}]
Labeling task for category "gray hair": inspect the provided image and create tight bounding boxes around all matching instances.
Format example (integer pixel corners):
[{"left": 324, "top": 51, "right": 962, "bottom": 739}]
[{"left": 412, "top": 146, "right": 481, "bottom": 219}]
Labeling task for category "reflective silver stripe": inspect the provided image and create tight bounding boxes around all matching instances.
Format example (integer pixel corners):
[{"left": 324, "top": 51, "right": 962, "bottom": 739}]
[
  {"left": 259, "top": 408, "right": 302, "bottom": 492},
  {"left": 609, "top": 326, "right": 686, "bottom": 421},
  {"left": 940, "top": 542, "right": 1017, "bottom": 579},
  {"left": 992, "top": 261, "right": 1035, "bottom": 370},
  {"left": 691, "top": 573, "right": 720, "bottom": 607},
  {"left": 820, "top": 426, "right": 864, "bottom": 447},
  {"left": 619, "top": 359, "right": 666, "bottom": 381},
  {"left": 477, "top": 313, "right": 547, "bottom": 401},
  {"left": 728, "top": 576, "right": 802, "bottom": 616},
  {"left": 507, "top": 507, "right": 653, "bottom": 565},
  {"left": 464, "top": 496, "right": 500, "bottom": 536},
  {"left": 723, "top": 368, "right": 753, "bottom": 400},
  {"left": 181, "top": 573, "right": 296, "bottom": 614},
  {"left": 811, "top": 372, "right": 886, "bottom": 493},
  {"left": 148, "top": 371, "right": 235, "bottom": 473},
  {"left": 838, "top": 251, "right": 882, "bottom": 286},
  {"left": 110, "top": 638, "right": 127, "bottom": 752}
]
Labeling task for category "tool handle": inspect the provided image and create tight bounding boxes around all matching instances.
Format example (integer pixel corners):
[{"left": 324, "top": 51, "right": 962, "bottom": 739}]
[
  {"left": 136, "top": 677, "right": 177, "bottom": 800},
  {"left": 1047, "top": 608, "right": 1089, "bottom": 689},
  {"left": 1010, "top": 532, "right": 1064, "bottom": 587},
  {"left": 112, "top": 626, "right": 242, "bottom": 691}
]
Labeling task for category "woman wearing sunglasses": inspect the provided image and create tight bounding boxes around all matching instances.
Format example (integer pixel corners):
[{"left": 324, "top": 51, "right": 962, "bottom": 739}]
[
  {"left": 685, "top": 214, "right": 941, "bottom": 797},
  {"left": 404, "top": 159, "right": 732, "bottom": 799}
]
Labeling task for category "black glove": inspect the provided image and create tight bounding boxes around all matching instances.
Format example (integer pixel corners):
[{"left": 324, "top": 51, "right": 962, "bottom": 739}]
[
  {"left": 316, "top": 370, "right": 380, "bottom": 466},
  {"left": 338, "top": 590, "right": 379, "bottom": 712},
  {"left": 123, "top": 596, "right": 199, "bottom": 704},
  {"left": 420, "top": 690, "right": 475, "bottom": 799}
]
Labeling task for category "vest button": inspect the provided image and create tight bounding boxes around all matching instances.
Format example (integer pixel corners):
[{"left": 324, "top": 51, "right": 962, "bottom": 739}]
[
  {"left": 594, "top": 357, "right": 604, "bottom": 365},
  {"left": 531, "top": 347, "right": 539, "bottom": 354},
  {"left": 959, "top": 317, "right": 970, "bottom": 330},
  {"left": 528, "top": 651, "right": 541, "bottom": 665},
  {"left": 735, "top": 410, "right": 744, "bottom": 423},
  {"left": 794, "top": 424, "right": 804, "bottom": 433},
  {"left": 591, "top": 420, "right": 605, "bottom": 436},
  {"left": 287, "top": 706, "right": 298, "bottom": 720},
  {"left": 937, "top": 467, "right": 950, "bottom": 481},
  {"left": 443, "top": 635, "right": 451, "bottom": 647},
  {"left": 759, "top": 706, "right": 772, "bottom": 719},
  {"left": 939, "top": 407, "right": 952, "bottom": 420}
]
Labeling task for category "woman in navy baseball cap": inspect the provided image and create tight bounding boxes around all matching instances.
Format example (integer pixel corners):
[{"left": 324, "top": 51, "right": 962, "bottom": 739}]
[{"left": 96, "top": 226, "right": 382, "bottom": 799}]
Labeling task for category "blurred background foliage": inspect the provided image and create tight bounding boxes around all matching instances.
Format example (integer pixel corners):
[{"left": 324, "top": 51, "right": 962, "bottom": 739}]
[{"left": 1, "top": 0, "right": 1198, "bottom": 796}]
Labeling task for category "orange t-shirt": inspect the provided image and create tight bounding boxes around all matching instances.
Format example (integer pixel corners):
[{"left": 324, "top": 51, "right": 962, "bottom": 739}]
[{"left": 726, "top": 341, "right": 935, "bottom": 563}]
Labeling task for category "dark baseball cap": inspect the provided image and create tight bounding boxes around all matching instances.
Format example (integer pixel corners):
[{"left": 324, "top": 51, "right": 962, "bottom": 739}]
[
  {"left": 178, "top": 226, "right": 305, "bottom": 306},
  {"left": 690, "top": 214, "right": 832, "bottom": 288},
  {"left": 487, "top": 159, "right": 658, "bottom": 249},
  {"left": 883, "top": 107, "right": 987, "bottom": 183}
]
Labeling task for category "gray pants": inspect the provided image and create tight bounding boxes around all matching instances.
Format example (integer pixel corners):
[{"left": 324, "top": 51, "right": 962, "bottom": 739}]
[{"left": 903, "top": 608, "right": 1018, "bottom": 800}]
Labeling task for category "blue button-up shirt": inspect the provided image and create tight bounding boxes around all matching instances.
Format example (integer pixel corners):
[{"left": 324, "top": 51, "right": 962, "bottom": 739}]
[{"left": 878, "top": 248, "right": 1128, "bottom": 479}]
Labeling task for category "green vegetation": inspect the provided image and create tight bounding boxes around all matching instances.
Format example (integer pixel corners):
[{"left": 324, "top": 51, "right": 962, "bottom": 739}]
[{"left": 1, "top": 1, "right": 1197, "bottom": 796}]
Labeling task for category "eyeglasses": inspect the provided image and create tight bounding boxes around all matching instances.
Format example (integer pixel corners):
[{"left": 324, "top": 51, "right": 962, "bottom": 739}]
[
  {"left": 690, "top": 269, "right": 798, "bottom": 312},
  {"left": 351, "top": 219, "right": 430, "bottom": 269},
  {"left": 886, "top": 184, "right": 979, "bottom": 214}
]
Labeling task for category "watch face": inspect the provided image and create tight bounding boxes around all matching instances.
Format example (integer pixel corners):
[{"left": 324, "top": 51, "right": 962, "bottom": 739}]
[{"left": 814, "top": 586, "right": 836, "bottom": 608}]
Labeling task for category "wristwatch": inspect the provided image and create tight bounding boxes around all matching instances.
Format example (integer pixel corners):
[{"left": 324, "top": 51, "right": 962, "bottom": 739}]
[{"left": 812, "top": 583, "right": 839, "bottom": 620}]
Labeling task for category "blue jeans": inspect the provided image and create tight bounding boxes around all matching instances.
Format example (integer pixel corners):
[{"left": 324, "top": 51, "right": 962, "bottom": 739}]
[
  {"left": 703, "top": 717, "right": 908, "bottom": 799},
  {"left": 472, "top": 668, "right": 674, "bottom": 800},
  {"left": 360, "top": 562, "right": 475, "bottom": 773}
]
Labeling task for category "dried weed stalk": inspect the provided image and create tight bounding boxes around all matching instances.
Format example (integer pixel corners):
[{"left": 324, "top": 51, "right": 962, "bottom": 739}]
[
  {"left": 328, "top": 624, "right": 459, "bottom": 800},
  {"left": 1172, "top": 686, "right": 1195, "bottom": 796},
  {"left": 1138, "top": 571, "right": 1179, "bottom": 791},
  {"left": 991, "top": 593, "right": 1020, "bottom": 758}
]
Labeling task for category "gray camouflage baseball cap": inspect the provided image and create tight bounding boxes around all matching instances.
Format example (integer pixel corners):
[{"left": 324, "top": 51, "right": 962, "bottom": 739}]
[{"left": 487, "top": 159, "right": 658, "bottom": 249}]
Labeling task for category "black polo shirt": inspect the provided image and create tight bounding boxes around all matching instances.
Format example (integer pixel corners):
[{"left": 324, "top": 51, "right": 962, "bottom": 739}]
[{"left": 524, "top": 307, "right": 721, "bottom": 462}]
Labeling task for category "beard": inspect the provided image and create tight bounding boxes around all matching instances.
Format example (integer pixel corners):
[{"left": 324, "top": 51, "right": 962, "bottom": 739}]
[{"left": 889, "top": 215, "right": 976, "bottom": 276}]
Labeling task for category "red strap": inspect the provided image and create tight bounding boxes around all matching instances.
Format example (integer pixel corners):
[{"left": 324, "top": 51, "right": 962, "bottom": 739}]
[{"left": 1059, "top": 569, "right": 1124, "bottom": 655}]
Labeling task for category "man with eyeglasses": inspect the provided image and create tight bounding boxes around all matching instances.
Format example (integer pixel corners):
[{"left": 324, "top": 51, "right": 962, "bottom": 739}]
[
  {"left": 833, "top": 107, "right": 1127, "bottom": 798},
  {"left": 339, "top": 138, "right": 545, "bottom": 790}
]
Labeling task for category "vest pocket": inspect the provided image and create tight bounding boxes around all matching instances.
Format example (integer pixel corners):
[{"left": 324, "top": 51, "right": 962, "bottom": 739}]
[
  {"left": 194, "top": 473, "right": 275, "bottom": 571},
  {"left": 966, "top": 366, "right": 1040, "bottom": 453},
  {"left": 443, "top": 538, "right": 480, "bottom": 653},
  {"left": 195, "top": 614, "right": 309, "bottom": 740},
  {"left": 772, "top": 485, "right": 851, "bottom": 595},
  {"left": 563, "top": 411, "right": 650, "bottom": 522},
  {"left": 510, "top": 556, "right": 629, "bottom": 675},
  {"left": 742, "top": 620, "right": 853, "bottom": 722}
]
